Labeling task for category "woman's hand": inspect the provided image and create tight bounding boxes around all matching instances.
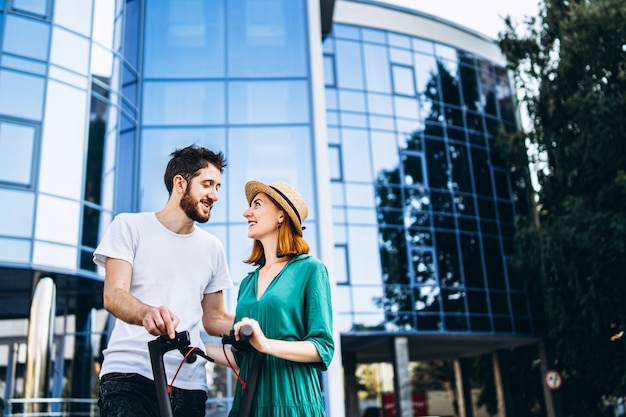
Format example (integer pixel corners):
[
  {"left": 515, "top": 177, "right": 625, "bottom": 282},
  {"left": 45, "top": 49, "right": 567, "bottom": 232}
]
[{"left": 234, "top": 317, "right": 268, "bottom": 353}]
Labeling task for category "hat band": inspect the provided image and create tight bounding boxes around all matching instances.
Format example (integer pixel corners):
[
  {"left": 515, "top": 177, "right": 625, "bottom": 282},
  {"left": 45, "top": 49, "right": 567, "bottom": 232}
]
[{"left": 269, "top": 185, "right": 301, "bottom": 225}]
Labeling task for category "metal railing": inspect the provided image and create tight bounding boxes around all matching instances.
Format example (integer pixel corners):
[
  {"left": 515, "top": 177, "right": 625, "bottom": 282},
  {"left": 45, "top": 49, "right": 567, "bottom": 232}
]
[
  {"left": 5, "top": 397, "right": 233, "bottom": 417},
  {"left": 5, "top": 398, "right": 98, "bottom": 417}
]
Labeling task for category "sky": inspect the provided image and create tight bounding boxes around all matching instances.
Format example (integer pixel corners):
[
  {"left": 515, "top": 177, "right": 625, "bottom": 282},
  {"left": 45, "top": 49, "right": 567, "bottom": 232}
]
[{"left": 384, "top": 0, "right": 542, "bottom": 39}]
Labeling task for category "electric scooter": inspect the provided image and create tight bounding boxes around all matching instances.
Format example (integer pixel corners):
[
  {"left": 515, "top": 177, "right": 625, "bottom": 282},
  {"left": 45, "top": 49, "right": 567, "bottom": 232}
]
[{"left": 148, "top": 325, "right": 264, "bottom": 417}]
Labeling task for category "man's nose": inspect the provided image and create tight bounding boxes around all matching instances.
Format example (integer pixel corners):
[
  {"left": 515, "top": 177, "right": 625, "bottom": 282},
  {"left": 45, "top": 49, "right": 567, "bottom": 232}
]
[{"left": 208, "top": 188, "right": 219, "bottom": 201}]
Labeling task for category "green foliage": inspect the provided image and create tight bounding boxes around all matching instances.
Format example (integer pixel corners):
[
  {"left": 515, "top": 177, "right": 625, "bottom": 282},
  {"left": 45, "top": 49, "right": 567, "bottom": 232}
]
[{"left": 498, "top": 0, "right": 626, "bottom": 413}]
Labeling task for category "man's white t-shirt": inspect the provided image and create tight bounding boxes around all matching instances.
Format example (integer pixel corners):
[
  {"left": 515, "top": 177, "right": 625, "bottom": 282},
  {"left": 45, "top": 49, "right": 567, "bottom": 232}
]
[{"left": 93, "top": 212, "right": 233, "bottom": 391}]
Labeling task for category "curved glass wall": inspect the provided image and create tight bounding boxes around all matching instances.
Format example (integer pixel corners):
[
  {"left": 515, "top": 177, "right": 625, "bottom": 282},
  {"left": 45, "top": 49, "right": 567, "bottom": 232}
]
[
  {"left": 0, "top": 0, "right": 122, "bottom": 411},
  {"left": 325, "top": 23, "right": 531, "bottom": 336},
  {"left": 0, "top": 0, "right": 120, "bottom": 277}
]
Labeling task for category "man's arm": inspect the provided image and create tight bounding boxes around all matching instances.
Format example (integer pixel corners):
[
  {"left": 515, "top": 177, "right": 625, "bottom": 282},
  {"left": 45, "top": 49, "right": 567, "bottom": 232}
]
[
  {"left": 103, "top": 257, "right": 179, "bottom": 338},
  {"left": 201, "top": 291, "right": 234, "bottom": 337}
]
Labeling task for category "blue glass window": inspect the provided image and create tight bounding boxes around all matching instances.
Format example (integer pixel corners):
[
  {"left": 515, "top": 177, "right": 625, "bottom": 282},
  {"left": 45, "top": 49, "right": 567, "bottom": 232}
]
[
  {"left": 414, "top": 53, "right": 438, "bottom": 96},
  {"left": 115, "top": 129, "right": 135, "bottom": 214},
  {"left": 394, "top": 96, "right": 418, "bottom": 120},
  {"left": 228, "top": 80, "right": 309, "bottom": 125},
  {"left": 338, "top": 90, "right": 366, "bottom": 113},
  {"left": 142, "top": 81, "right": 225, "bottom": 126},
  {"left": 329, "top": 144, "right": 342, "bottom": 181},
  {"left": 54, "top": 0, "right": 92, "bottom": 36},
  {"left": 0, "top": 70, "right": 45, "bottom": 120},
  {"left": 123, "top": 0, "right": 139, "bottom": 69},
  {"left": 0, "top": 189, "right": 35, "bottom": 237},
  {"left": 370, "top": 131, "right": 398, "bottom": 176},
  {"left": 412, "top": 38, "right": 434, "bottom": 54},
  {"left": 341, "top": 128, "right": 371, "bottom": 182},
  {"left": 389, "top": 48, "right": 412, "bottom": 65},
  {"left": 0, "top": 121, "right": 36, "bottom": 186},
  {"left": 362, "top": 43, "right": 390, "bottom": 93},
  {"left": 335, "top": 40, "right": 364, "bottom": 90},
  {"left": 323, "top": 55, "right": 336, "bottom": 87},
  {"left": 367, "top": 93, "right": 392, "bottom": 116},
  {"left": 3, "top": 15, "right": 50, "bottom": 61},
  {"left": 435, "top": 43, "right": 458, "bottom": 63},
  {"left": 334, "top": 244, "right": 349, "bottom": 284},
  {"left": 362, "top": 28, "right": 385, "bottom": 44},
  {"left": 35, "top": 195, "right": 80, "bottom": 246},
  {"left": 227, "top": 126, "right": 313, "bottom": 222},
  {"left": 325, "top": 89, "right": 338, "bottom": 110},
  {"left": 144, "top": 1, "right": 225, "bottom": 78},
  {"left": 388, "top": 32, "right": 410, "bottom": 49},
  {"left": 333, "top": 24, "right": 360, "bottom": 40},
  {"left": 50, "top": 27, "right": 90, "bottom": 74},
  {"left": 0, "top": 238, "right": 31, "bottom": 263},
  {"left": 227, "top": 0, "right": 306, "bottom": 78},
  {"left": 347, "top": 225, "right": 382, "bottom": 284},
  {"left": 38, "top": 81, "right": 88, "bottom": 199},
  {"left": 392, "top": 65, "right": 416, "bottom": 97},
  {"left": 12, "top": 0, "right": 47, "bottom": 15}
]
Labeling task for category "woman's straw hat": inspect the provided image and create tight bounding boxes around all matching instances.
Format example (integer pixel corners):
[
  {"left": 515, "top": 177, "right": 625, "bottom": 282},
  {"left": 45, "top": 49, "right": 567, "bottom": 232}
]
[{"left": 244, "top": 180, "right": 308, "bottom": 233}]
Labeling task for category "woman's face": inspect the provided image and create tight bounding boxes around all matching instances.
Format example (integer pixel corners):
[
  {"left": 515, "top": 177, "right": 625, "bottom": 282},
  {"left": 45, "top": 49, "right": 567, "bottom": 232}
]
[{"left": 243, "top": 192, "right": 284, "bottom": 240}]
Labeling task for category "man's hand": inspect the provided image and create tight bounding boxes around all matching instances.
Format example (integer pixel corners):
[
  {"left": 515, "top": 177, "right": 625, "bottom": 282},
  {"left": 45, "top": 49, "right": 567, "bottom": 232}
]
[{"left": 142, "top": 306, "right": 179, "bottom": 339}]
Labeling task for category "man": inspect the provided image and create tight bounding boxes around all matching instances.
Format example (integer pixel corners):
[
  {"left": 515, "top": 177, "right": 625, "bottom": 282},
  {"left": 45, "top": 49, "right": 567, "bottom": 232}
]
[{"left": 93, "top": 145, "right": 234, "bottom": 417}]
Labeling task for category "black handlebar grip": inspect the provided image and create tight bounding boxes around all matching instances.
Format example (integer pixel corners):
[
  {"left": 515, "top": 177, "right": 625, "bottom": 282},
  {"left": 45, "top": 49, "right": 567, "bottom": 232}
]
[{"left": 239, "top": 324, "right": 254, "bottom": 341}]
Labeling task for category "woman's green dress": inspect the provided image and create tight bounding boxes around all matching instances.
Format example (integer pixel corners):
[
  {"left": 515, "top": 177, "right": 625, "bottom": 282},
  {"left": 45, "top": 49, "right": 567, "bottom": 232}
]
[{"left": 229, "top": 254, "right": 334, "bottom": 417}]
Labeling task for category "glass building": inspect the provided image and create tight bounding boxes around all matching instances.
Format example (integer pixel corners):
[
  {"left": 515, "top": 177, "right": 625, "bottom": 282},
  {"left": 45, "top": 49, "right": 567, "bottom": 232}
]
[{"left": 0, "top": 0, "right": 544, "bottom": 416}]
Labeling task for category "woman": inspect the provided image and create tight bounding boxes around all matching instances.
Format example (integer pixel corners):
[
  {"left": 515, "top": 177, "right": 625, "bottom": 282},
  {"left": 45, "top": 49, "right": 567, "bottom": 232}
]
[{"left": 228, "top": 179, "right": 334, "bottom": 416}]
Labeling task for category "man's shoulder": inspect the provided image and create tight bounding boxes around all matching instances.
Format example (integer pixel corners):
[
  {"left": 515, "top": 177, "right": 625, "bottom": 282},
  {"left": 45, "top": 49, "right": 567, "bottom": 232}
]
[
  {"left": 194, "top": 226, "right": 225, "bottom": 248},
  {"left": 113, "top": 212, "right": 155, "bottom": 225}
]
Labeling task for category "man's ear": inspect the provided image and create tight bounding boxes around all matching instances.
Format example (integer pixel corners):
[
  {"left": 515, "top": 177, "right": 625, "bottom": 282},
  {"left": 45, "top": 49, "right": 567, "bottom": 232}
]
[{"left": 173, "top": 175, "right": 187, "bottom": 194}]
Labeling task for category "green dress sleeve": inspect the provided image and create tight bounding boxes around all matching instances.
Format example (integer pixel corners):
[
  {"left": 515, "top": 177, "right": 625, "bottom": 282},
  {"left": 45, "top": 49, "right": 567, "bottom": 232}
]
[{"left": 300, "top": 256, "right": 335, "bottom": 370}]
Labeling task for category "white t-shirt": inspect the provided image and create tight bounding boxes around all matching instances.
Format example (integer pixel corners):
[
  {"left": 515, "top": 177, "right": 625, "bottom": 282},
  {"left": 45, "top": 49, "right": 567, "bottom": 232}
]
[{"left": 93, "top": 212, "right": 233, "bottom": 390}]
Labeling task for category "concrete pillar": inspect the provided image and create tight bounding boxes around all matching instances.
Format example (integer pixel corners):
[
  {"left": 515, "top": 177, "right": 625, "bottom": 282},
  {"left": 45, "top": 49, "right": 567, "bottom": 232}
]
[
  {"left": 492, "top": 351, "right": 513, "bottom": 417},
  {"left": 24, "top": 276, "right": 56, "bottom": 413},
  {"left": 343, "top": 351, "right": 359, "bottom": 417},
  {"left": 391, "top": 336, "right": 411, "bottom": 417},
  {"left": 453, "top": 358, "right": 474, "bottom": 417}
]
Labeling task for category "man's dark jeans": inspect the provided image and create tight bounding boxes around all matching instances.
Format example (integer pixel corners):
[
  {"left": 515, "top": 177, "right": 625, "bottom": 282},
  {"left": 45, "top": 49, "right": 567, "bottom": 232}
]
[{"left": 98, "top": 373, "right": 207, "bottom": 417}]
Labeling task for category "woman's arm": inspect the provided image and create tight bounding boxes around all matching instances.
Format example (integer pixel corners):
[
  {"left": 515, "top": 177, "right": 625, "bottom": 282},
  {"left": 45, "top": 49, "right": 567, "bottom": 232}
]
[{"left": 234, "top": 318, "right": 322, "bottom": 363}]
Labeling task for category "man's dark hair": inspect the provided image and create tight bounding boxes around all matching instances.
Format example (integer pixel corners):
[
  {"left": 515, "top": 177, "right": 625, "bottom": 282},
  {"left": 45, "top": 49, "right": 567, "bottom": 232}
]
[{"left": 163, "top": 145, "right": 227, "bottom": 195}]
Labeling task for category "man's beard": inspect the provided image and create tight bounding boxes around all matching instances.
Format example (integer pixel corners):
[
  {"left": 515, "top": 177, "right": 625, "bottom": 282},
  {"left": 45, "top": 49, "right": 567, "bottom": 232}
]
[{"left": 180, "top": 189, "right": 212, "bottom": 223}]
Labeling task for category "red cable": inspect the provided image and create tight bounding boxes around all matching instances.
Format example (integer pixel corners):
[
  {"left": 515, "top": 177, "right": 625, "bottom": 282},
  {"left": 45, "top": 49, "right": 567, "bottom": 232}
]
[
  {"left": 223, "top": 344, "right": 247, "bottom": 390},
  {"left": 168, "top": 347, "right": 201, "bottom": 394}
]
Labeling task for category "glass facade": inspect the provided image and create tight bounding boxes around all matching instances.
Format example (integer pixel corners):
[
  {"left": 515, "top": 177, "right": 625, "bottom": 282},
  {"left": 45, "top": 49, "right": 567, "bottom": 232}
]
[
  {"left": 324, "top": 23, "right": 532, "bottom": 337},
  {"left": 0, "top": 0, "right": 540, "bottom": 416}
]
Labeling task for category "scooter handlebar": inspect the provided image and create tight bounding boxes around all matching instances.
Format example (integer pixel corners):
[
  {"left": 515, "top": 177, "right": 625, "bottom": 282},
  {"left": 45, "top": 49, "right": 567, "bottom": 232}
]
[{"left": 221, "top": 324, "right": 254, "bottom": 349}]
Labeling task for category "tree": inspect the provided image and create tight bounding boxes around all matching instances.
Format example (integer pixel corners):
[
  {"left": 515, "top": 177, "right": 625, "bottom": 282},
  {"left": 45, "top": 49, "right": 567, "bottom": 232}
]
[{"left": 499, "top": 0, "right": 626, "bottom": 414}]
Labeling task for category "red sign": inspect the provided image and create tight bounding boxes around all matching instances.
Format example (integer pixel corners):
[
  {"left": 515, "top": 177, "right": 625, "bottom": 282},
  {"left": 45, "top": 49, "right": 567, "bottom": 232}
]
[
  {"left": 381, "top": 392, "right": 428, "bottom": 417},
  {"left": 545, "top": 370, "right": 562, "bottom": 390}
]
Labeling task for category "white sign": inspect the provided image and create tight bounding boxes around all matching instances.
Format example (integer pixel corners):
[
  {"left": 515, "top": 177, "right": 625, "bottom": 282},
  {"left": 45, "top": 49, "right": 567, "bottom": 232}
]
[{"left": 545, "top": 370, "right": 562, "bottom": 390}]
